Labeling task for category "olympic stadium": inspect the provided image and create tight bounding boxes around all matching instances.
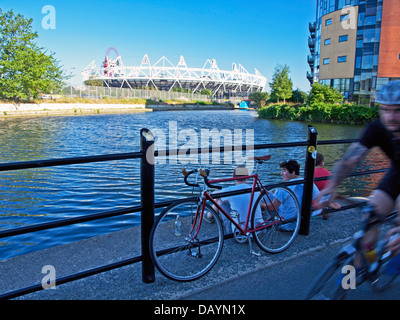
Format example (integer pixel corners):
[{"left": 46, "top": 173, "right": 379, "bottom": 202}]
[{"left": 82, "top": 48, "right": 267, "bottom": 97}]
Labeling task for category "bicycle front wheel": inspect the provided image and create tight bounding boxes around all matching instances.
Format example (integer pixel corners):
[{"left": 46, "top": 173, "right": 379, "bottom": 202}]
[
  {"left": 149, "top": 199, "right": 224, "bottom": 282},
  {"left": 372, "top": 255, "right": 399, "bottom": 292},
  {"left": 251, "top": 186, "right": 300, "bottom": 253},
  {"left": 305, "top": 253, "right": 352, "bottom": 300},
  {"left": 371, "top": 218, "right": 400, "bottom": 293}
]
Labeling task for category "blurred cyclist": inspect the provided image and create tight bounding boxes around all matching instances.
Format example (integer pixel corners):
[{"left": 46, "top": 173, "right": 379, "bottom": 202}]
[{"left": 316, "top": 80, "right": 400, "bottom": 263}]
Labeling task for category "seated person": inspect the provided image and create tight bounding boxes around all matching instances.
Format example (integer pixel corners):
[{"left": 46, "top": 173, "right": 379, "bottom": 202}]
[
  {"left": 264, "top": 160, "right": 320, "bottom": 230},
  {"left": 314, "top": 152, "right": 332, "bottom": 191},
  {"left": 263, "top": 160, "right": 339, "bottom": 230},
  {"left": 211, "top": 165, "right": 263, "bottom": 233},
  {"left": 314, "top": 152, "right": 336, "bottom": 219}
]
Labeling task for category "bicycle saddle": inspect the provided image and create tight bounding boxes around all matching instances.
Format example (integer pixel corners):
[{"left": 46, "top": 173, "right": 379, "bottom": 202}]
[{"left": 249, "top": 155, "right": 272, "bottom": 161}]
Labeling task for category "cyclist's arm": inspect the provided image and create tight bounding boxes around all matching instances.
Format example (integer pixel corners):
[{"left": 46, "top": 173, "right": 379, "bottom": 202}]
[
  {"left": 315, "top": 142, "right": 369, "bottom": 207},
  {"left": 326, "top": 142, "right": 369, "bottom": 192}
]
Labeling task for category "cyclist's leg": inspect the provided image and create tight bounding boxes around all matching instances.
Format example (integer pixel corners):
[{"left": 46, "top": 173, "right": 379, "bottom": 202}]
[
  {"left": 385, "top": 195, "right": 400, "bottom": 254},
  {"left": 356, "top": 167, "right": 400, "bottom": 266},
  {"left": 362, "top": 190, "right": 394, "bottom": 245}
]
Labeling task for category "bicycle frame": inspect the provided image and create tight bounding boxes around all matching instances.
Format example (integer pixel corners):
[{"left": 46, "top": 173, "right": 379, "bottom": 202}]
[{"left": 188, "top": 173, "right": 283, "bottom": 241}]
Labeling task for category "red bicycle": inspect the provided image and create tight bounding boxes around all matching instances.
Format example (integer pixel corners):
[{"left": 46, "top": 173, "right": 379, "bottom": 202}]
[{"left": 149, "top": 156, "right": 301, "bottom": 281}]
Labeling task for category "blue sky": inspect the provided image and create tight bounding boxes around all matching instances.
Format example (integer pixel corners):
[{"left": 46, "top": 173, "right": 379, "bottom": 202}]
[{"left": 1, "top": 0, "right": 316, "bottom": 92}]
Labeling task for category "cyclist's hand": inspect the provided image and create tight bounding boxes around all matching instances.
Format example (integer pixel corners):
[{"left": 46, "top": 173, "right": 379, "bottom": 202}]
[
  {"left": 386, "top": 227, "right": 400, "bottom": 254},
  {"left": 314, "top": 188, "right": 336, "bottom": 209}
]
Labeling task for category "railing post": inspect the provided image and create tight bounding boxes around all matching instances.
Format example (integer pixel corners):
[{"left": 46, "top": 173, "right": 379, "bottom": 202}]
[
  {"left": 299, "top": 125, "right": 318, "bottom": 236},
  {"left": 140, "top": 128, "right": 155, "bottom": 283}
]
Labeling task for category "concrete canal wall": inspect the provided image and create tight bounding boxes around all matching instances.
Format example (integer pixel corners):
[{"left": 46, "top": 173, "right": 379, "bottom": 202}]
[{"left": 0, "top": 103, "right": 234, "bottom": 117}]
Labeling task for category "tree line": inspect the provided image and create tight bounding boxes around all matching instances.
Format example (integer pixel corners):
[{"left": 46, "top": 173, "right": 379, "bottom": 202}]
[
  {"left": 0, "top": 9, "right": 66, "bottom": 102},
  {"left": 254, "top": 65, "right": 378, "bottom": 124},
  {"left": 249, "top": 64, "right": 344, "bottom": 108}
]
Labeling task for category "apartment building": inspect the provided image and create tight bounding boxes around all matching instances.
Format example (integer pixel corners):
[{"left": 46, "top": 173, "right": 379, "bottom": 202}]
[{"left": 308, "top": 0, "right": 400, "bottom": 104}]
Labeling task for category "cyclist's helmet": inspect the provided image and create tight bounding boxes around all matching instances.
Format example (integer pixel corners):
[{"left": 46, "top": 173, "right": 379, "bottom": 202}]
[{"left": 375, "top": 80, "right": 400, "bottom": 105}]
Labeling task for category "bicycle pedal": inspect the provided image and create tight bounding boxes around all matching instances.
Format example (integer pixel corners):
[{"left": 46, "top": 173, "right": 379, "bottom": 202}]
[
  {"left": 188, "top": 252, "right": 203, "bottom": 258},
  {"left": 250, "top": 250, "right": 261, "bottom": 257}
]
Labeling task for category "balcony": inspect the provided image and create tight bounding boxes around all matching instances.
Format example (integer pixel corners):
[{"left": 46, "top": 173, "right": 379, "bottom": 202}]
[
  {"left": 306, "top": 71, "right": 314, "bottom": 84},
  {"left": 308, "top": 37, "right": 315, "bottom": 49},
  {"left": 307, "top": 55, "right": 315, "bottom": 68},
  {"left": 309, "top": 22, "right": 316, "bottom": 33}
]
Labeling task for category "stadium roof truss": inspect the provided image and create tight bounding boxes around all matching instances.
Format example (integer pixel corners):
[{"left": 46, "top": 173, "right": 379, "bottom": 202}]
[{"left": 82, "top": 49, "right": 267, "bottom": 96}]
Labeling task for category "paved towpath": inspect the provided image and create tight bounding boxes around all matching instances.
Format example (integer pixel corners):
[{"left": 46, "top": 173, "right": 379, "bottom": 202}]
[{"left": 1, "top": 198, "right": 399, "bottom": 301}]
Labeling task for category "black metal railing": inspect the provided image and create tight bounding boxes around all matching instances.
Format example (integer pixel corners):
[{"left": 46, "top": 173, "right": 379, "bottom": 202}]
[{"left": 0, "top": 126, "right": 388, "bottom": 299}]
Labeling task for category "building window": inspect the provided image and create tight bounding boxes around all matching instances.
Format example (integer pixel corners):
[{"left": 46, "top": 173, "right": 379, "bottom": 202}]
[
  {"left": 365, "top": 16, "right": 376, "bottom": 25},
  {"left": 366, "top": 7, "right": 377, "bottom": 16},
  {"left": 339, "top": 35, "right": 348, "bottom": 42},
  {"left": 323, "top": 58, "right": 330, "bottom": 65},
  {"left": 362, "top": 55, "right": 373, "bottom": 69},
  {"left": 355, "top": 56, "right": 361, "bottom": 69},
  {"left": 325, "top": 18, "right": 332, "bottom": 26},
  {"left": 340, "top": 14, "right": 350, "bottom": 21},
  {"left": 358, "top": 12, "right": 365, "bottom": 27},
  {"left": 374, "top": 55, "right": 379, "bottom": 66},
  {"left": 338, "top": 56, "right": 347, "bottom": 63},
  {"left": 364, "top": 29, "right": 376, "bottom": 43},
  {"left": 324, "top": 38, "right": 331, "bottom": 45}
]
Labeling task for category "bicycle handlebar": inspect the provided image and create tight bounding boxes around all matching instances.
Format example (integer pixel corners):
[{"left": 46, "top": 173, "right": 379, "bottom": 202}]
[
  {"left": 199, "top": 169, "right": 223, "bottom": 190},
  {"left": 182, "top": 168, "right": 200, "bottom": 187},
  {"left": 182, "top": 168, "right": 223, "bottom": 189},
  {"left": 181, "top": 155, "right": 271, "bottom": 190}
]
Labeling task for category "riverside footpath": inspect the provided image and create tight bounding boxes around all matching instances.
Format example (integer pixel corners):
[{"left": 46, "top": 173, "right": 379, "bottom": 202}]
[{"left": 2, "top": 198, "right": 399, "bottom": 301}]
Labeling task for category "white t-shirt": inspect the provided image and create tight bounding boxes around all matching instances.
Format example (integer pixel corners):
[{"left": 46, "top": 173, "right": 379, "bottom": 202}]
[
  {"left": 274, "top": 178, "right": 320, "bottom": 230},
  {"left": 216, "top": 183, "right": 262, "bottom": 231}
]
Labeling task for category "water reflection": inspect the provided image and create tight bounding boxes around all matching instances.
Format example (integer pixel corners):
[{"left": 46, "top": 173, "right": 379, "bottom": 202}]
[{"left": 0, "top": 110, "right": 386, "bottom": 259}]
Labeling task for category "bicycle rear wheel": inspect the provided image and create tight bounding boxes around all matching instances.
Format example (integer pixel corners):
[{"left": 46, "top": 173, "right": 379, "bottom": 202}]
[
  {"left": 149, "top": 199, "right": 224, "bottom": 282},
  {"left": 251, "top": 186, "right": 300, "bottom": 253}
]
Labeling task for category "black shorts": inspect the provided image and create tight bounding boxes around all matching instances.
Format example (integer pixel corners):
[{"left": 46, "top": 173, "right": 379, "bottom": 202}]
[{"left": 378, "top": 165, "right": 400, "bottom": 200}]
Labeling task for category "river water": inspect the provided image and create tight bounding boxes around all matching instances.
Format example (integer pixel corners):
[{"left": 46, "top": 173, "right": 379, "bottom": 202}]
[{"left": 0, "top": 109, "right": 389, "bottom": 260}]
